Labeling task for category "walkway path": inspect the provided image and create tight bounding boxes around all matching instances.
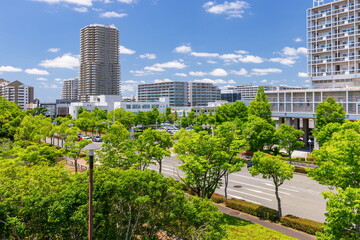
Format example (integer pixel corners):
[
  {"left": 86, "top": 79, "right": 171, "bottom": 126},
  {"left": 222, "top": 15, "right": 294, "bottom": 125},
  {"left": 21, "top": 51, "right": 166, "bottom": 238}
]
[{"left": 217, "top": 204, "right": 316, "bottom": 240}]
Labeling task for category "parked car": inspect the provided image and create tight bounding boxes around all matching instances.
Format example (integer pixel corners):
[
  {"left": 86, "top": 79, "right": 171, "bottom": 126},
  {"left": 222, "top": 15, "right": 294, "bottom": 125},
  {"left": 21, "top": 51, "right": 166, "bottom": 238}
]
[
  {"left": 92, "top": 136, "right": 102, "bottom": 142},
  {"left": 78, "top": 134, "right": 83, "bottom": 140},
  {"left": 82, "top": 135, "right": 92, "bottom": 140}
]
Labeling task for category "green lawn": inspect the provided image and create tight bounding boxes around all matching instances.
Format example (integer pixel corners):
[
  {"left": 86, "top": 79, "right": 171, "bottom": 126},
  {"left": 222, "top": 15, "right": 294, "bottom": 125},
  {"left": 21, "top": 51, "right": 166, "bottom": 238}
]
[{"left": 223, "top": 214, "right": 296, "bottom": 240}]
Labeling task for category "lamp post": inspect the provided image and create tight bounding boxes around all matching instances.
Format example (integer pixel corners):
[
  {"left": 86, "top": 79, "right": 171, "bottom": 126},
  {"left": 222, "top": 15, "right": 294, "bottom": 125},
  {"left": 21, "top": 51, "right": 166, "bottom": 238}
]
[
  {"left": 308, "top": 139, "right": 312, "bottom": 153},
  {"left": 82, "top": 143, "right": 101, "bottom": 240}
]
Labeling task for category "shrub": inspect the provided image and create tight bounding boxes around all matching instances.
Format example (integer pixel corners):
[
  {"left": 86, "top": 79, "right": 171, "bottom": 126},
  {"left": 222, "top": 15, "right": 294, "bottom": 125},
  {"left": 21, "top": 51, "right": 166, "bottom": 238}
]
[
  {"left": 294, "top": 166, "right": 308, "bottom": 174},
  {"left": 225, "top": 198, "right": 279, "bottom": 222},
  {"left": 211, "top": 193, "right": 225, "bottom": 203},
  {"left": 281, "top": 215, "right": 323, "bottom": 235}
]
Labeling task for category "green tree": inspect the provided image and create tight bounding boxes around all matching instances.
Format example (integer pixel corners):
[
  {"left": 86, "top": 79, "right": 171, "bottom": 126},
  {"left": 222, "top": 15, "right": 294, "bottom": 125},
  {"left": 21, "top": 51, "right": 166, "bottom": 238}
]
[
  {"left": 175, "top": 129, "right": 244, "bottom": 199},
  {"left": 14, "top": 143, "right": 62, "bottom": 166},
  {"left": 242, "top": 116, "right": 276, "bottom": 152},
  {"left": 24, "top": 107, "right": 47, "bottom": 116},
  {"left": 15, "top": 115, "right": 53, "bottom": 142},
  {"left": 136, "top": 129, "right": 173, "bottom": 172},
  {"left": 275, "top": 124, "right": 305, "bottom": 162},
  {"left": 215, "top": 101, "right": 248, "bottom": 124},
  {"left": 308, "top": 127, "right": 360, "bottom": 189},
  {"left": 215, "top": 122, "right": 247, "bottom": 199},
  {"left": 317, "top": 187, "right": 360, "bottom": 240},
  {"left": 314, "top": 122, "right": 342, "bottom": 147},
  {"left": 0, "top": 97, "right": 23, "bottom": 139},
  {"left": 109, "top": 107, "right": 136, "bottom": 129},
  {"left": 250, "top": 152, "right": 295, "bottom": 219},
  {"left": 99, "top": 122, "right": 138, "bottom": 168},
  {"left": 315, "top": 97, "right": 346, "bottom": 132},
  {"left": 248, "top": 87, "right": 272, "bottom": 122}
]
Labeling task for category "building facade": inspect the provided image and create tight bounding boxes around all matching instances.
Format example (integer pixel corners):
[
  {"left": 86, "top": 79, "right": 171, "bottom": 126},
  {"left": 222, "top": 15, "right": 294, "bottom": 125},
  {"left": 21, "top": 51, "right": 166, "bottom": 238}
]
[
  {"left": 79, "top": 24, "right": 120, "bottom": 102},
  {"left": 0, "top": 78, "right": 10, "bottom": 97},
  {"left": 3, "top": 80, "right": 34, "bottom": 110},
  {"left": 221, "top": 89, "right": 241, "bottom": 102},
  {"left": 188, "top": 82, "right": 221, "bottom": 106},
  {"left": 308, "top": 0, "right": 360, "bottom": 89},
  {"left": 137, "top": 81, "right": 189, "bottom": 107},
  {"left": 61, "top": 77, "right": 79, "bottom": 100}
]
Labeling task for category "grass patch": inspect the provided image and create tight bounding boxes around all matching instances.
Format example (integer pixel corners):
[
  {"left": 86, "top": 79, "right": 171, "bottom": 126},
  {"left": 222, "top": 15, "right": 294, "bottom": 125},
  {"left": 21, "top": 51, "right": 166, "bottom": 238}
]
[{"left": 222, "top": 214, "right": 296, "bottom": 240}]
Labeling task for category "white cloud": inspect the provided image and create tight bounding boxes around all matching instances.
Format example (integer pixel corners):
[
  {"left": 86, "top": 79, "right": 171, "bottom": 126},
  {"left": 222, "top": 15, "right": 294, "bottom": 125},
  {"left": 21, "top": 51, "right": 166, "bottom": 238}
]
[
  {"left": 203, "top": 1, "right": 250, "bottom": 18},
  {"left": 123, "top": 80, "right": 145, "bottom": 84},
  {"left": 235, "top": 50, "right": 248, "bottom": 54},
  {"left": 269, "top": 57, "right": 296, "bottom": 66},
  {"left": 189, "top": 71, "right": 207, "bottom": 77},
  {"left": 174, "top": 45, "right": 192, "bottom": 53},
  {"left": 39, "top": 53, "right": 80, "bottom": 69},
  {"left": 282, "top": 47, "right": 307, "bottom": 56},
  {"left": 48, "top": 48, "right": 60, "bottom": 53},
  {"left": 40, "top": 82, "right": 60, "bottom": 89},
  {"left": 54, "top": 78, "right": 63, "bottom": 82},
  {"left": 294, "top": 38, "right": 303, "bottom": 42},
  {"left": 219, "top": 84, "right": 236, "bottom": 90},
  {"left": 100, "top": 11, "right": 127, "bottom": 18},
  {"left": 174, "top": 73, "right": 187, "bottom": 77},
  {"left": 207, "top": 60, "right": 217, "bottom": 64},
  {"left": 130, "top": 70, "right": 154, "bottom": 77},
  {"left": 119, "top": 45, "right": 136, "bottom": 55},
  {"left": 121, "top": 84, "right": 135, "bottom": 92},
  {"left": 36, "top": 77, "right": 48, "bottom": 81},
  {"left": 117, "top": 0, "right": 136, "bottom": 4},
  {"left": 74, "top": 7, "right": 88, "bottom": 12},
  {"left": 230, "top": 68, "right": 248, "bottom": 76},
  {"left": 191, "top": 52, "right": 220, "bottom": 58},
  {"left": 193, "top": 78, "right": 235, "bottom": 85},
  {"left": 209, "top": 68, "right": 228, "bottom": 77},
  {"left": 239, "top": 55, "right": 264, "bottom": 63},
  {"left": 25, "top": 68, "right": 50, "bottom": 75},
  {"left": 154, "top": 78, "right": 173, "bottom": 83},
  {"left": 260, "top": 79, "right": 268, "bottom": 83},
  {"left": 34, "top": 0, "right": 93, "bottom": 7},
  {"left": 298, "top": 72, "right": 308, "bottom": 78},
  {"left": 228, "top": 79, "right": 236, "bottom": 84},
  {"left": 0, "top": 66, "right": 23, "bottom": 72},
  {"left": 305, "top": 79, "right": 311, "bottom": 83},
  {"left": 152, "top": 60, "right": 187, "bottom": 69},
  {"left": 139, "top": 53, "right": 156, "bottom": 59},
  {"left": 144, "top": 66, "right": 165, "bottom": 72},
  {"left": 219, "top": 54, "right": 242, "bottom": 62},
  {"left": 251, "top": 68, "right": 282, "bottom": 76}
]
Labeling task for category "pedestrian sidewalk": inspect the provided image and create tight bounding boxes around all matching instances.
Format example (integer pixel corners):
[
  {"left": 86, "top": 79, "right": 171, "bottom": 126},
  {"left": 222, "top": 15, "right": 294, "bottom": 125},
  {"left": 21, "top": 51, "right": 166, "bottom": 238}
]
[{"left": 216, "top": 204, "right": 316, "bottom": 240}]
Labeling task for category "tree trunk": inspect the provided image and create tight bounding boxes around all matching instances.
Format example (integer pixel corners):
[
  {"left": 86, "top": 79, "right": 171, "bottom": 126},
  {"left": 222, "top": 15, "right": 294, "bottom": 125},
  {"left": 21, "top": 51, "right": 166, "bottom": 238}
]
[
  {"left": 224, "top": 172, "right": 229, "bottom": 200},
  {"left": 74, "top": 158, "right": 78, "bottom": 173},
  {"left": 275, "top": 184, "right": 282, "bottom": 219},
  {"left": 158, "top": 160, "right": 162, "bottom": 173}
]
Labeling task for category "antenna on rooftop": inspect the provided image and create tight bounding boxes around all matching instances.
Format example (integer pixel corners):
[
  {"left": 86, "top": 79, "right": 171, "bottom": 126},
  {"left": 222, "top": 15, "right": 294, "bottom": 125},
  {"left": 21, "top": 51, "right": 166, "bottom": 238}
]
[{"left": 313, "top": 0, "right": 325, "bottom": 7}]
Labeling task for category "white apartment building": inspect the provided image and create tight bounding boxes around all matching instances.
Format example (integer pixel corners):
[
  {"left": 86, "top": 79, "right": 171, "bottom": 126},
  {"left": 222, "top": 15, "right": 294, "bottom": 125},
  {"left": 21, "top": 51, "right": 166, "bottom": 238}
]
[
  {"left": 188, "top": 82, "right": 221, "bottom": 106},
  {"left": 308, "top": 0, "right": 360, "bottom": 88},
  {"left": 61, "top": 77, "right": 79, "bottom": 100},
  {"left": 3, "top": 80, "right": 34, "bottom": 110},
  {"left": 0, "top": 78, "right": 10, "bottom": 97}
]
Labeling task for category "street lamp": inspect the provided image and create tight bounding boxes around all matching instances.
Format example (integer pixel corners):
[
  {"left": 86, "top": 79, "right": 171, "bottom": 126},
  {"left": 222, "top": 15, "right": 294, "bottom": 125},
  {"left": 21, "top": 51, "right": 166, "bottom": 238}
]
[
  {"left": 82, "top": 143, "right": 101, "bottom": 240},
  {"left": 308, "top": 139, "right": 312, "bottom": 152}
]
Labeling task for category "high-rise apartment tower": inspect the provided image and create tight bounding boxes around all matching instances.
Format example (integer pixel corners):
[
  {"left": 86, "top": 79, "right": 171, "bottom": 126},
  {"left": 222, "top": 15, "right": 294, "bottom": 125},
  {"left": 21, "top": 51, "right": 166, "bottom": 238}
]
[
  {"left": 308, "top": 0, "right": 360, "bottom": 88},
  {"left": 79, "top": 24, "right": 120, "bottom": 102},
  {"left": 61, "top": 77, "right": 79, "bottom": 101}
]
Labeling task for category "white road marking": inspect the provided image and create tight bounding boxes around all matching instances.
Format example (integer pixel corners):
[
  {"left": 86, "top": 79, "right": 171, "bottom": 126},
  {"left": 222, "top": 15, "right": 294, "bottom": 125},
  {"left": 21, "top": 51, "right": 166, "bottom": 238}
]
[
  {"left": 264, "top": 183, "right": 299, "bottom": 192},
  {"left": 226, "top": 194, "right": 261, "bottom": 205},
  {"left": 221, "top": 187, "right": 272, "bottom": 201},
  {"left": 227, "top": 179, "right": 291, "bottom": 195}
]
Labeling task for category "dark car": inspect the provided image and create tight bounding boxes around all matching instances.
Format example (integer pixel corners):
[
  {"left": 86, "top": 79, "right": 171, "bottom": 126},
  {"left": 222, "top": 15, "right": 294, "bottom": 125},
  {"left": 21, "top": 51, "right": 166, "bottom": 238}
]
[
  {"left": 247, "top": 160, "right": 253, "bottom": 169},
  {"left": 92, "top": 136, "right": 102, "bottom": 142}
]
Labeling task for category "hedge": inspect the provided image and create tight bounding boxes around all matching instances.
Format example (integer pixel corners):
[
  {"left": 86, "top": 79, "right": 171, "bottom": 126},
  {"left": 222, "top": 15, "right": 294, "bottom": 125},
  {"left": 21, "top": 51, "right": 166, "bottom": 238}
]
[
  {"left": 211, "top": 193, "right": 225, "bottom": 203},
  {"left": 225, "top": 198, "right": 279, "bottom": 222},
  {"left": 280, "top": 215, "right": 323, "bottom": 235},
  {"left": 294, "top": 166, "right": 308, "bottom": 174}
]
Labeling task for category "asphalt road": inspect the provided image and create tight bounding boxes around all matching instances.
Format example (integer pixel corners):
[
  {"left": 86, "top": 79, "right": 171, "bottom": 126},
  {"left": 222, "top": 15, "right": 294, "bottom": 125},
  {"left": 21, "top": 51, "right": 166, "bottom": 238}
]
[{"left": 148, "top": 153, "right": 330, "bottom": 223}]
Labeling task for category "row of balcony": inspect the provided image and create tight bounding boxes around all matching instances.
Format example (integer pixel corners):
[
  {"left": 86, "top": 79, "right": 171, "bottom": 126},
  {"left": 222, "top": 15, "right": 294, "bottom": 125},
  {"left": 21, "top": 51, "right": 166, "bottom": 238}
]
[
  {"left": 310, "top": 69, "right": 360, "bottom": 76},
  {"left": 308, "top": 55, "right": 360, "bottom": 63},
  {"left": 308, "top": 43, "right": 360, "bottom": 53},
  {"left": 308, "top": 17, "right": 359, "bottom": 31},
  {"left": 308, "top": 3, "right": 359, "bottom": 20},
  {"left": 308, "top": 29, "right": 360, "bottom": 42}
]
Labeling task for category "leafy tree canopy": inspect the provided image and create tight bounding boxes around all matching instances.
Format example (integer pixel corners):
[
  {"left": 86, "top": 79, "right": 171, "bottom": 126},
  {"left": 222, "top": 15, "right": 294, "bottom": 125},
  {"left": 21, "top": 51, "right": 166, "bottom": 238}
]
[
  {"left": 315, "top": 97, "right": 346, "bottom": 131},
  {"left": 248, "top": 87, "right": 272, "bottom": 123}
]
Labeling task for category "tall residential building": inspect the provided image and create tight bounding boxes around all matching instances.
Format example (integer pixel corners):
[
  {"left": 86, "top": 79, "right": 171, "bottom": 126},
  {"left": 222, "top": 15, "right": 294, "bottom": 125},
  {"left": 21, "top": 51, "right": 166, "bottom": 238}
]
[
  {"left": 188, "top": 82, "right": 221, "bottom": 106},
  {"left": 3, "top": 80, "right": 34, "bottom": 110},
  {"left": 61, "top": 77, "right": 79, "bottom": 100},
  {"left": 308, "top": 0, "right": 360, "bottom": 88},
  {"left": 79, "top": 24, "right": 120, "bottom": 102},
  {"left": 221, "top": 89, "right": 241, "bottom": 102},
  {"left": 137, "top": 81, "right": 189, "bottom": 107},
  {"left": 0, "top": 78, "right": 10, "bottom": 97}
]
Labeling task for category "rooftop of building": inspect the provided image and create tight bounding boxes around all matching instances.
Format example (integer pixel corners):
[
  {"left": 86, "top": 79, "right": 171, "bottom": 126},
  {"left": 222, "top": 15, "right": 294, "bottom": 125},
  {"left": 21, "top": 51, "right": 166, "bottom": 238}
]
[{"left": 83, "top": 24, "right": 117, "bottom": 29}]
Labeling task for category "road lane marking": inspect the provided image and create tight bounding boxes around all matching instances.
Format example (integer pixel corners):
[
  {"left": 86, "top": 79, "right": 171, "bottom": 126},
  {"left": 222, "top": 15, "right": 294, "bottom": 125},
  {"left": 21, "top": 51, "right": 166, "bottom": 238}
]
[
  {"left": 222, "top": 187, "right": 273, "bottom": 201},
  {"left": 264, "top": 183, "right": 299, "bottom": 192},
  {"left": 219, "top": 187, "right": 268, "bottom": 203},
  {"left": 227, "top": 179, "right": 291, "bottom": 195}
]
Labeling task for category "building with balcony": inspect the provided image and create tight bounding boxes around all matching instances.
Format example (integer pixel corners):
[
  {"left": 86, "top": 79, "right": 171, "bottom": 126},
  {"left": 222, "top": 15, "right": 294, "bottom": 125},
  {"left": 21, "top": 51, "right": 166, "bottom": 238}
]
[
  {"left": 308, "top": 0, "right": 360, "bottom": 88},
  {"left": 0, "top": 78, "right": 10, "bottom": 97},
  {"left": 188, "top": 82, "right": 221, "bottom": 106},
  {"left": 79, "top": 24, "right": 120, "bottom": 102},
  {"left": 137, "top": 81, "right": 189, "bottom": 107},
  {"left": 3, "top": 80, "right": 34, "bottom": 110},
  {"left": 221, "top": 89, "right": 241, "bottom": 102},
  {"left": 61, "top": 77, "right": 79, "bottom": 101}
]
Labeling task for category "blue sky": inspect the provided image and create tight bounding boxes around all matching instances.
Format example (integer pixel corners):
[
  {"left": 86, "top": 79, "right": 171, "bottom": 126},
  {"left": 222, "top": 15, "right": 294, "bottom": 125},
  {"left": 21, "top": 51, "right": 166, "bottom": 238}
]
[{"left": 0, "top": 0, "right": 315, "bottom": 102}]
